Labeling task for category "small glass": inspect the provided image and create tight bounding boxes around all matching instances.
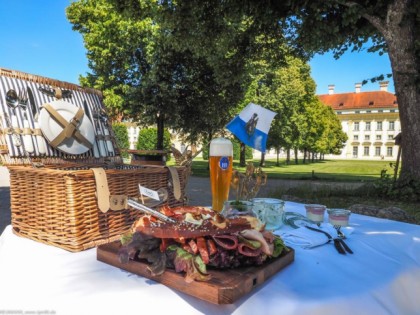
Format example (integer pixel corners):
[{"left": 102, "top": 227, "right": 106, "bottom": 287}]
[
  {"left": 304, "top": 204, "right": 327, "bottom": 224},
  {"left": 251, "top": 198, "right": 285, "bottom": 231},
  {"left": 327, "top": 209, "right": 351, "bottom": 227},
  {"left": 221, "top": 200, "right": 255, "bottom": 218}
]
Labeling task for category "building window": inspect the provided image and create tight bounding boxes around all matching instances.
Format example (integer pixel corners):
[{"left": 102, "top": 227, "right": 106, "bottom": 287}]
[
  {"left": 375, "top": 147, "right": 381, "bottom": 156},
  {"left": 337, "top": 111, "right": 342, "bottom": 115},
  {"left": 355, "top": 110, "right": 360, "bottom": 114},
  {"left": 354, "top": 122, "right": 360, "bottom": 131},
  {"left": 376, "top": 135, "right": 382, "bottom": 140},
  {"left": 365, "top": 122, "right": 371, "bottom": 131},
  {"left": 364, "top": 147, "right": 369, "bottom": 156},
  {"left": 353, "top": 146, "right": 358, "bottom": 158},
  {"left": 378, "top": 110, "right": 383, "bottom": 113},
  {"left": 354, "top": 135, "right": 359, "bottom": 140},
  {"left": 366, "top": 110, "right": 371, "bottom": 113},
  {"left": 376, "top": 121, "right": 382, "bottom": 130},
  {"left": 387, "top": 147, "right": 393, "bottom": 157},
  {"left": 388, "top": 135, "right": 394, "bottom": 140},
  {"left": 390, "top": 109, "right": 396, "bottom": 113},
  {"left": 365, "top": 135, "right": 370, "bottom": 140},
  {"left": 389, "top": 121, "right": 395, "bottom": 130}
]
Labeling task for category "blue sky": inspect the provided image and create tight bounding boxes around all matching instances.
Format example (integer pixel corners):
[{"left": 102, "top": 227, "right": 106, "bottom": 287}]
[{"left": 0, "top": 0, "right": 395, "bottom": 95}]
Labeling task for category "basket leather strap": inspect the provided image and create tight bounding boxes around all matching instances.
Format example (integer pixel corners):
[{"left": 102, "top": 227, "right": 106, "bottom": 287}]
[
  {"left": 167, "top": 166, "right": 181, "bottom": 201},
  {"left": 43, "top": 104, "right": 93, "bottom": 149},
  {"left": 91, "top": 167, "right": 111, "bottom": 213}
]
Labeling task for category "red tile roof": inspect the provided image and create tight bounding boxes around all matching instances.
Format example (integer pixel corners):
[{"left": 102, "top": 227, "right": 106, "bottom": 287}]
[{"left": 318, "top": 91, "right": 397, "bottom": 110}]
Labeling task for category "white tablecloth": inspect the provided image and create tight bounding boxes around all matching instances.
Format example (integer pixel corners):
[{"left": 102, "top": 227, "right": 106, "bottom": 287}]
[{"left": 0, "top": 202, "right": 419, "bottom": 315}]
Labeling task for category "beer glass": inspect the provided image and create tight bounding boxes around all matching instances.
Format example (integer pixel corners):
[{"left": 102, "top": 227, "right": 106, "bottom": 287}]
[{"left": 209, "top": 137, "right": 233, "bottom": 212}]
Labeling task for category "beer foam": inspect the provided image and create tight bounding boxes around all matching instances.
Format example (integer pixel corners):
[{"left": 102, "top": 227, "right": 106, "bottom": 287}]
[{"left": 210, "top": 138, "right": 233, "bottom": 156}]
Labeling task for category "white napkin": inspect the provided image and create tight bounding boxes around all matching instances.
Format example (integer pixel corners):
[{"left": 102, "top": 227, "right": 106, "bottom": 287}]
[{"left": 279, "top": 224, "right": 354, "bottom": 249}]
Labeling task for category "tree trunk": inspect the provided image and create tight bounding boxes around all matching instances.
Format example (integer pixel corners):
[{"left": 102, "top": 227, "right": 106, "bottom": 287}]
[
  {"left": 260, "top": 152, "right": 266, "bottom": 167},
  {"left": 294, "top": 147, "right": 298, "bottom": 164},
  {"left": 365, "top": 0, "right": 420, "bottom": 182},
  {"left": 156, "top": 114, "right": 164, "bottom": 150},
  {"left": 240, "top": 142, "right": 246, "bottom": 167},
  {"left": 387, "top": 33, "right": 420, "bottom": 182},
  {"left": 276, "top": 148, "right": 280, "bottom": 166},
  {"left": 286, "top": 148, "right": 290, "bottom": 164},
  {"left": 303, "top": 148, "right": 307, "bottom": 164}
]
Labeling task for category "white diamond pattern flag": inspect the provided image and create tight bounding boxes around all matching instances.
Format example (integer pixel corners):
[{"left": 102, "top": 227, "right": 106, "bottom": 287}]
[{"left": 226, "top": 103, "right": 276, "bottom": 153}]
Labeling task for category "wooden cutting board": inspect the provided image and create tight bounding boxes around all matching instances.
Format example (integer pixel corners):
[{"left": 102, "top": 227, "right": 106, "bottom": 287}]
[{"left": 97, "top": 241, "right": 294, "bottom": 304}]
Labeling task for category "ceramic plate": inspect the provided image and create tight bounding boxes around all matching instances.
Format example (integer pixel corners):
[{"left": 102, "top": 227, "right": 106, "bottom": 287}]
[{"left": 39, "top": 100, "right": 95, "bottom": 155}]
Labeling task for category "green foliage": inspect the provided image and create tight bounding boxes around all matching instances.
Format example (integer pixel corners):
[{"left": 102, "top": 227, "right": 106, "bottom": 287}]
[
  {"left": 136, "top": 127, "right": 171, "bottom": 152},
  {"left": 69, "top": 0, "right": 420, "bottom": 182},
  {"left": 112, "top": 122, "right": 129, "bottom": 157},
  {"left": 232, "top": 138, "right": 253, "bottom": 160},
  {"left": 67, "top": 0, "right": 246, "bottom": 147},
  {"left": 374, "top": 169, "right": 420, "bottom": 202}
]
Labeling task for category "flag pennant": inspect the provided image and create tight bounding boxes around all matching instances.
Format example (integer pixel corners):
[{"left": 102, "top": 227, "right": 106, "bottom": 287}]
[{"left": 226, "top": 103, "right": 276, "bottom": 153}]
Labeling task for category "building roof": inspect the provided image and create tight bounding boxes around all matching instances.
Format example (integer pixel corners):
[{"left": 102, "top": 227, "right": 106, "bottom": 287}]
[{"left": 318, "top": 91, "right": 398, "bottom": 110}]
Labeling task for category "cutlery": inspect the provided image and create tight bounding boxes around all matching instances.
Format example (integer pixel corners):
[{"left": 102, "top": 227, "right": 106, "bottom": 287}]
[
  {"left": 27, "top": 86, "right": 47, "bottom": 154},
  {"left": 127, "top": 198, "right": 176, "bottom": 223},
  {"left": 5, "top": 89, "right": 22, "bottom": 148},
  {"left": 333, "top": 225, "right": 354, "bottom": 254},
  {"left": 94, "top": 109, "right": 114, "bottom": 156},
  {"left": 93, "top": 114, "right": 108, "bottom": 157},
  {"left": 305, "top": 225, "right": 346, "bottom": 255},
  {"left": 18, "top": 89, "right": 34, "bottom": 154},
  {"left": 89, "top": 100, "right": 108, "bottom": 156},
  {"left": 82, "top": 100, "right": 100, "bottom": 158},
  {"left": 3, "top": 113, "right": 22, "bottom": 149}
]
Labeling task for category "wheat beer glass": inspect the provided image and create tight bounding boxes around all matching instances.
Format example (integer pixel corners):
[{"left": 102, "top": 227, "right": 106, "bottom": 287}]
[{"left": 209, "top": 138, "right": 233, "bottom": 212}]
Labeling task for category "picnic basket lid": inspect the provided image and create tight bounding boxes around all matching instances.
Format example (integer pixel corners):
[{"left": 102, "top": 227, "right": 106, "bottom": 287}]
[{"left": 0, "top": 67, "right": 121, "bottom": 165}]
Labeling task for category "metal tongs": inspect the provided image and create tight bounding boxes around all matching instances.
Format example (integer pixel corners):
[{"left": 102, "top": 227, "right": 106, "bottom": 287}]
[{"left": 127, "top": 198, "right": 176, "bottom": 224}]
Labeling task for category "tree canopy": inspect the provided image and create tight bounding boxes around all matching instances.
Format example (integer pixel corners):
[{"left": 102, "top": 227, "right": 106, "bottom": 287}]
[
  {"left": 68, "top": 0, "right": 420, "bottom": 183},
  {"left": 108, "top": 0, "right": 419, "bottom": 182}
]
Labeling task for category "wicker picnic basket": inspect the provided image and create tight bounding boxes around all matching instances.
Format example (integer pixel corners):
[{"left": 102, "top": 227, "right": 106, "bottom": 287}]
[{"left": 0, "top": 68, "right": 188, "bottom": 252}]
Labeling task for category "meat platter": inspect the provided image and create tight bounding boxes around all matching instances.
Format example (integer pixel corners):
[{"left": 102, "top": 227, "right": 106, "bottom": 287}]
[{"left": 97, "top": 241, "right": 294, "bottom": 304}]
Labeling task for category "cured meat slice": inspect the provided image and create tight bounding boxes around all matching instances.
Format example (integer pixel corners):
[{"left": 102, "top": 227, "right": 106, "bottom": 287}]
[
  {"left": 237, "top": 243, "right": 262, "bottom": 257},
  {"left": 212, "top": 235, "right": 238, "bottom": 250},
  {"left": 196, "top": 237, "right": 210, "bottom": 264}
]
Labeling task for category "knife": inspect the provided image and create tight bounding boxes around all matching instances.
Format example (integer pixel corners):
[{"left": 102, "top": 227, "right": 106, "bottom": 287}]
[
  {"left": 27, "top": 87, "right": 47, "bottom": 154},
  {"left": 305, "top": 226, "right": 346, "bottom": 255},
  {"left": 82, "top": 100, "right": 100, "bottom": 158}
]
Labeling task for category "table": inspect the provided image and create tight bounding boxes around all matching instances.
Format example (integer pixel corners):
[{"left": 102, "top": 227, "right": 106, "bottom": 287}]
[{"left": 0, "top": 201, "right": 419, "bottom": 315}]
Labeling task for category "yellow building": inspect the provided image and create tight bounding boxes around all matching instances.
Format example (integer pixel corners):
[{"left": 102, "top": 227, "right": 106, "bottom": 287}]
[{"left": 318, "top": 81, "right": 399, "bottom": 160}]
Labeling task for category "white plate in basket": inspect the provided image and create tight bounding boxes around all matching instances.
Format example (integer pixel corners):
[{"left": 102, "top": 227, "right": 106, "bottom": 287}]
[{"left": 39, "top": 100, "right": 95, "bottom": 155}]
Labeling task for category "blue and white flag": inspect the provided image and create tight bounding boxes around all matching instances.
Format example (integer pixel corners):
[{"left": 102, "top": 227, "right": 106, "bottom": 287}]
[{"left": 226, "top": 103, "right": 276, "bottom": 153}]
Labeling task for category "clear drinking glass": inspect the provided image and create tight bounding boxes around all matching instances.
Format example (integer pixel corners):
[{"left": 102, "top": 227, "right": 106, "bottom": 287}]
[
  {"left": 304, "top": 204, "right": 327, "bottom": 224},
  {"left": 327, "top": 209, "right": 351, "bottom": 227},
  {"left": 209, "top": 138, "right": 233, "bottom": 212},
  {"left": 252, "top": 198, "right": 285, "bottom": 230}
]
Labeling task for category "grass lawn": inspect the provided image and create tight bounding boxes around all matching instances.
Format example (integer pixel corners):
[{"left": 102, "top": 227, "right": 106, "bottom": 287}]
[
  {"left": 188, "top": 158, "right": 395, "bottom": 182},
  {"left": 174, "top": 157, "right": 418, "bottom": 223}
]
